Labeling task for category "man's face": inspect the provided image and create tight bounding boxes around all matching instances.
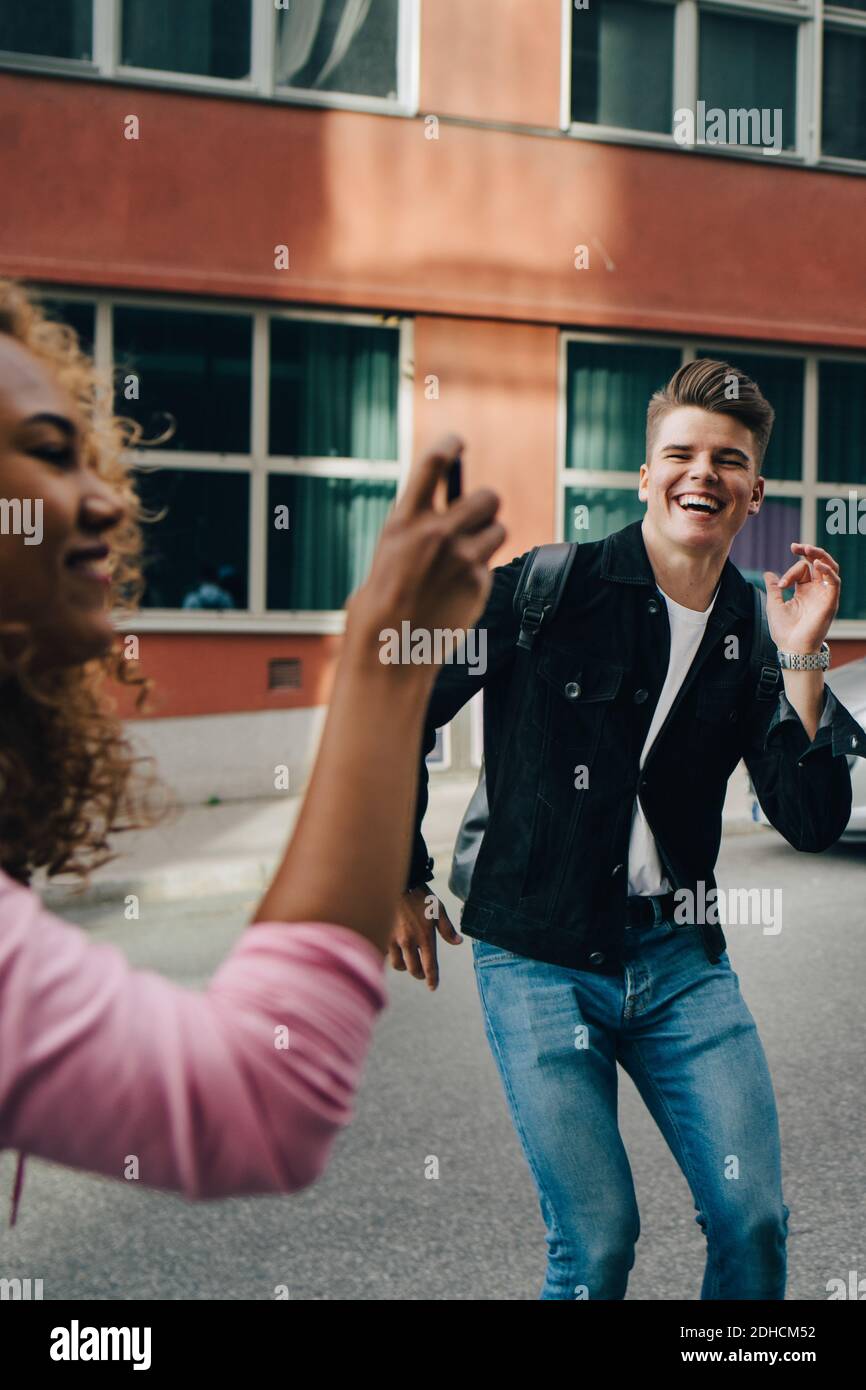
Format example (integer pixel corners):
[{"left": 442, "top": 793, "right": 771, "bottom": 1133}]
[{"left": 639, "top": 405, "right": 764, "bottom": 557}]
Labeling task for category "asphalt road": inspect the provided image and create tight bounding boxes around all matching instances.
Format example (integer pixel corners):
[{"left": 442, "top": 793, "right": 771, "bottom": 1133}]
[{"left": 2, "top": 828, "right": 864, "bottom": 1301}]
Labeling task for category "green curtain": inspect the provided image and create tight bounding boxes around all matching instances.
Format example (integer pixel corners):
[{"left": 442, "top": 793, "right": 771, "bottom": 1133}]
[
  {"left": 571, "top": 0, "right": 673, "bottom": 133},
  {"left": 270, "top": 319, "right": 399, "bottom": 460},
  {"left": 698, "top": 12, "right": 797, "bottom": 151},
  {"left": 268, "top": 475, "right": 396, "bottom": 610},
  {"left": 121, "top": 0, "right": 251, "bottom": 78},
  {"left": 565, "top": 341, "right": 681, "bottom": 473},
  {"left": 0, "top": 0, "right": 92, "bottom": 58},
  {"left": 564, "top": 485, "right": 644, "bottom": 544},
  {"left": 815, "top": 504, "right": 866, "bottom": 621},
  {"left": 822, "top": 28, "right": 866, "bottom": 161},
  {"left": 816, "top": 361, "right": 866, "bottom": 618},
  {"left": 819, "top": 361, "right": 866, "bottom": 485}
]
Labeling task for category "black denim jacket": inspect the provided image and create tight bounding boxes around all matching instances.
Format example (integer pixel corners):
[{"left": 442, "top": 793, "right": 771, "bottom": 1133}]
[{"left": 408, "top": 520, "right": 866, "bottom": 974}]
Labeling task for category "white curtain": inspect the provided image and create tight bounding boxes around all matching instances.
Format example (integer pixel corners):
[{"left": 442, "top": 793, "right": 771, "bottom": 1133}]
[{"left": 276, "top": 0, "right": 373, "bottom": 89}]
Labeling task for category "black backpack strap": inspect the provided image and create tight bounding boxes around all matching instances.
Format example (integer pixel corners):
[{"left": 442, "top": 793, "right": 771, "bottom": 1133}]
[
  {"left": 485, "top": 542, "right": 579, "bottom": 811},
  {"left": 513, "top": 542, "right": 579, "bottom": 651},
  {"left": 750, "top": 583, "right": 782, "bottom": 701}
]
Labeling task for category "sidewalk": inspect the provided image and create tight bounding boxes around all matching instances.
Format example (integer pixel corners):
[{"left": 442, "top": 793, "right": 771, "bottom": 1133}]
[
  {"left": 38, "top": 774, "right": 483, "bottom": 909},
  {"left": 39, "top": 767, "right": 760, "bottom": 909}
]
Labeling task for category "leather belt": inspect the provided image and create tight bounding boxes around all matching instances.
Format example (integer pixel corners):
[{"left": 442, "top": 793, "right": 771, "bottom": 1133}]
[{"left": 625, "top": 890, "right": 678, "bottom": 928}]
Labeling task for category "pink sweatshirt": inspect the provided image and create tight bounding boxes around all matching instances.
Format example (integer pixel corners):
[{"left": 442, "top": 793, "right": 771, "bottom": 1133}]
[{"left": 0, "top": 868, "right": 388, "bottom": 1217}]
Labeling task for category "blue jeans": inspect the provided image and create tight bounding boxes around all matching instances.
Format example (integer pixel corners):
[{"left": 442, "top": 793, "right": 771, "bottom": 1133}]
[{"left": 471, "top": 906, "right": 790, "bottom": 1300}]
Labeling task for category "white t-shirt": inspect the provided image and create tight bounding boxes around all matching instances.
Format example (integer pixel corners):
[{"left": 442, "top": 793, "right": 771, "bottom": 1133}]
[{"left": 626, "top": 582, "right": 719, "bottom": 897}]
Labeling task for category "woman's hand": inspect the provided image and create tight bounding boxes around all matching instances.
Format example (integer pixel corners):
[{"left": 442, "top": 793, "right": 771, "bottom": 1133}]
[
  {"left": 346, "top": 434, "right": 505, "bottom": 657},
  {"left": 251, "top": 433, "right": 506, "bottom": 952}
]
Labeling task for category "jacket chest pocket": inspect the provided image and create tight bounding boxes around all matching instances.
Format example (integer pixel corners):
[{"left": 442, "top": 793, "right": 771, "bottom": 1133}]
[{"left": 532, "top": 646, "right": 625, "bottom": 756}]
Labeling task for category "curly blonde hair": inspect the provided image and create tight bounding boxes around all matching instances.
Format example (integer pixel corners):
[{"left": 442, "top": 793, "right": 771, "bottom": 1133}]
[{"left": 0, "top": 278, "right": 166, "bottom": 887}]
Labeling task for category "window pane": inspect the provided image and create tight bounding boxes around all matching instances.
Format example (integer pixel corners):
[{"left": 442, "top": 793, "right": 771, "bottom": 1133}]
[
  {"left": 270, "top": 320, "right": 399, "bottom": 459},
  {"left": 818, "top": 361, "right": 866, "bottom": 483},
  {"left": 699, "top": 13, "right": 797, "bottom": 151},
  {"left": 564, "top": 485, "right": 644, "bottom": 543},
  {"left": 0, "top": 1, "right": 91, "bottom": 60},
  {"left": 565, "top": 342, "right": 681, "bottom": 473},
  {"left": 275, "top": 0, "right": 399, "bottom": 99},
  {"left": 122, "top": 0, "right": 251, "bottom": 79},
  {"left": 822, "top": 29, "right": 866, "bottom": 161},
  {"left": 729, "top": 497, "right": 801, "bottom": 588},
  {"left": 571, "top": 0, "right": 674, "bottom": 132},
  {"left": 816, "top": 503, "right": 866, "bottom": 620},
  {"left": 39, "top": 298, "right": 96, "bottom": 355},
  {"left": 114, "top": 307, "right": 252, "bottom": 454},
  {"left": 135, "top": 468, "right": 249, "bottom": 609},
  {"left": 267, "top": 474, "right": 395, "bottom": 610},
  {"left": 696, "top": 352, "right": 803, "bottom": 481}
]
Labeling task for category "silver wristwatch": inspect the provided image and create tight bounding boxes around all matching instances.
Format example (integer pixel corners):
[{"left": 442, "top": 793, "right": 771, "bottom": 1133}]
[{"left": 777, "top": 641, "right": 831, "bottom": 671}]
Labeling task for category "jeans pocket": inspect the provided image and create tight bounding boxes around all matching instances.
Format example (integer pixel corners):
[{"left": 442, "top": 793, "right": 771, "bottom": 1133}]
[{"left": 471, "top": 936, "right": 521, "bottom": 967}]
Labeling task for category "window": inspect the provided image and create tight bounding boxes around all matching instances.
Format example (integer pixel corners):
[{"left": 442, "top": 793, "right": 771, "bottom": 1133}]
[
  {"left": 822, "top": 26, "right": 866, "bottom": 161},
  {"left": 268, "top": 317, "right": 400, "bottom": 610},
  {"left": 121, "top": 0, "right": 251, "bottom": 80},
  {"left": 560, "top": 336, "right": 866, "bottom": 624},
  {"left": 113, "top": 307, "right": 252, "bottom": 454},
  {"left": 275, "top": 0, "right": 401, "bottom": 100},
  {"left": 818, "top": 362, "right": 866, "bottom": 485},
  {"left": 0, "top": 1, "right": 417, "bottom": 113},
  {"left": 565, "top": 342, "right": 681, "bottom": 472},
  {"left": 0, "top": 1, "right": 92, "bottom": 61},
  {"left": 698, "top": 11, "right": 797, "bottom": 152},
  {"left": 38, "top": 297, "right": 96, "bottom": 354},
  {"left": 67, "top": 296, "right": 407, "bottom": 622},
  {"left": 136, "top": 468, "right": 250, "bottom": 610},
  {"left": 267, "top": 475, "right": 395, "bottom": 611},
  {"left": 269, "top": 319, "right": 399, "bottom": 459},
  {"left": 569, "top": 0, "right": 811, "bottom": 162},
  {"left": 570, "top": 0, "right": 674, "bottom": 133}
]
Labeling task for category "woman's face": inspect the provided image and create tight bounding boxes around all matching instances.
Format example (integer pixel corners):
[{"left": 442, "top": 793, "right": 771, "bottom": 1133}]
[{"left": 0, "top": 334, "right": 126, "bottom": 669}]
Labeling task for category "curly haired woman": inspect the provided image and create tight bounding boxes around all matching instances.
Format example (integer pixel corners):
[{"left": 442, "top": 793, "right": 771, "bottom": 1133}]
[{"left": 0, "top": 278, "right": 504, "bottom": 1219}]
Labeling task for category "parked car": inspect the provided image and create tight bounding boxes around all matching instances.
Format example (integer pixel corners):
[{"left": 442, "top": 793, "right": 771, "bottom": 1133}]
[{"left": 749, "top": 656, "right": 866, "bottom": 841}]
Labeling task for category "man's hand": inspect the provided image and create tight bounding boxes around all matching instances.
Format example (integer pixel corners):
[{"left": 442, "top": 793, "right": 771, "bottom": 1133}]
[
  {"left": 390, "top": 888, "right": 463, "bottom": 991},
  {"left": 764, "top": 543, "right": 841, "bottom": 742},
  {"left": 763, "top": 542, "right": 840, "bottom": 653}
]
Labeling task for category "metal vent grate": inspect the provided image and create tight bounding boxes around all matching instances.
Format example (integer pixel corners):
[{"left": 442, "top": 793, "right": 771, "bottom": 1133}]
[{"left": 268, "top": 658, "right": 302, "bottom": 690}]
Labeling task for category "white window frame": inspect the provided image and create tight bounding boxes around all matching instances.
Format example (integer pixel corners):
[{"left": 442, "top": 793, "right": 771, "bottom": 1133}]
[
  {"left": 37, "top": 286, "right": 412, "bottom": 634},
  {"left": 0, "top": 0, "right": 420, "bottom": 118},
  {"left": 561, "top": 0, "right": 866, "bottom": 173},
  {"left": 557, "top": 327, "right": 866, "bottom": 637}
]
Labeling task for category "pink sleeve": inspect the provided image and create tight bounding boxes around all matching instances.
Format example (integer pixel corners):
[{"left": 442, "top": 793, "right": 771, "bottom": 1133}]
[{"left": 0, "top": 869, "right": 388, "bottom": 1198}]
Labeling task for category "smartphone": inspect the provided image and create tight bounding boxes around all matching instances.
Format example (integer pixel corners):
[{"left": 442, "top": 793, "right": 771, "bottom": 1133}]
[{"left": 446, "top": 453, "right": 463, "bottom": 503}]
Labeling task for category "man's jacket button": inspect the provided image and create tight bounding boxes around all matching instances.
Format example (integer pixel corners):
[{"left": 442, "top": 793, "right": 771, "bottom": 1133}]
[
  {"left": 852, "top": 735, "right": 860, "bottom": 750},
  {"left": 565, "top": 681, "right": 581, "bottom": 699},
  {"left": 611, "top": 862, "right": 624, "bottom": 877},
  {"left": 589, "top": 952, "right": 605, "bottom": 966},
  {"left": 647, "top": 600, "right": 660, "bottom": 615},
  {"left": 633, "top": 688, "right": 649, "bottom": 704}
]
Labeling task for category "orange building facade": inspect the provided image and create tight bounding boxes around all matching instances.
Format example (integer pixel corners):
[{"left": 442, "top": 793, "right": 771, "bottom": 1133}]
[{"left": 1, "top": 0, "right": 865, "bottom": 796}]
